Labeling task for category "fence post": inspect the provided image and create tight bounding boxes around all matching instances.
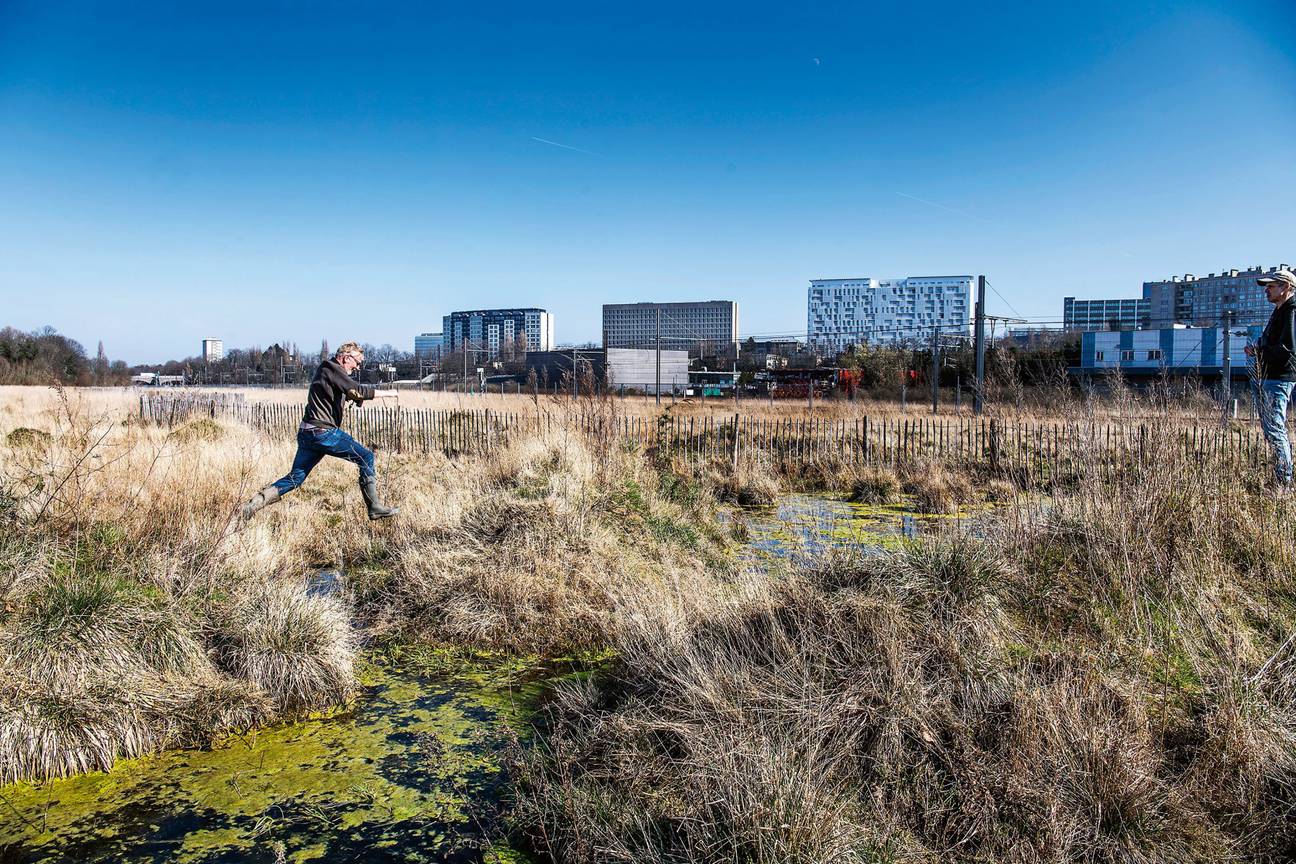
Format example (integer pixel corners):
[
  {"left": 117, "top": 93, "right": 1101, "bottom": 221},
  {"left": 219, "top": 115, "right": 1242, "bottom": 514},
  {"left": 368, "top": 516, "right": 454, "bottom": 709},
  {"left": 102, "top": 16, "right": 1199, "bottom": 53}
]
[
  {"left": 731, "top": 412, "right": 740, "bottom": 470},
  {"left": 989, "top": 419, "right": 1000, "bottom": 473}
]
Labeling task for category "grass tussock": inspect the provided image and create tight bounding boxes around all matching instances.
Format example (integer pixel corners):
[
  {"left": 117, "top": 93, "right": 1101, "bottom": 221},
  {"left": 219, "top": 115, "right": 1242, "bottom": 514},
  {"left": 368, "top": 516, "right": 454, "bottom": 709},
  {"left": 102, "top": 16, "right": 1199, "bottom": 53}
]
[
  {"left": 167, "top": 417, "right": 224, "bottom": 444},
  {"left": 5, "top": 427, "right": 50, "bottom": 450},
  {"left": 703, "top": 452, "right": 781, "bottom": 507},
  {"left": 900, "top": 461, "right": 977, "bottom": 513},
  {"left": 211, "top": 579, "right": 355, "bottom": 714},
  {"left": 847, "top": 466, "right": 902, "bottom": 504},
  {"left": 0, "top": 568, "right": 272, "bottom": 783},
  {"left": 514, "top": 439, "right": 1296, "bottom": 863}
]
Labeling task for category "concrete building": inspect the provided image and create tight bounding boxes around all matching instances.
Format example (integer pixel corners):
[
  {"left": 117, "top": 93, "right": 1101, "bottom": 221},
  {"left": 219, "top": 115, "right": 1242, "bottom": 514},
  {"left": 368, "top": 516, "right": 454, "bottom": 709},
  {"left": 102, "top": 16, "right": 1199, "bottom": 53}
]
[
  {"left": 606, "top": 348, "right": 689, "bottom": 394},
  {"left": 1143, "top": 265, "right": 1291, "bottom": 328},
  {"left": 1062, "top": 297, "right": 1150, "bottom": 332},
  {"left": 602, "top": 301, "right": 738, "bottom": 358},
  {"left": 1073, "top": 324, "right": 1260, "bottom": 381},
  {"left": 414, "top": 332, "right": 444, "bottom": 360},
  {"left": 443, "top": 309, "right": 554, "bottom": 359},
  {"left": 807, "top": 275, "right": 972, "bottom": 352},
  {"left": 201, "top": 338, "right": 224, "bottom": 363}
]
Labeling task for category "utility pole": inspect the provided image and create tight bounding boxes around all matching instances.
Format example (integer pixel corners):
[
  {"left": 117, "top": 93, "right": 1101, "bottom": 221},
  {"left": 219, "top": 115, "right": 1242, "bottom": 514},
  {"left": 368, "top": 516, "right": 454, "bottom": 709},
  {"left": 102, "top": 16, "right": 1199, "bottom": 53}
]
[
  {"left": 1221, "top": 310, "right": 1232, "bottom": 419},
  {"left": 930, "top": 324, "right": 940, "bottom": 414},
  {"left": 462, "top": 339, "right": 469, "bottom": 394},
  {"left": 973, "top": 275, "right": 987, "bottom": 414},
  {"left": 655, "top": 307, "right": 662, "bottom": 406},
  {"left": 733, "top": 346, "right": 739, "bottom": 406}
]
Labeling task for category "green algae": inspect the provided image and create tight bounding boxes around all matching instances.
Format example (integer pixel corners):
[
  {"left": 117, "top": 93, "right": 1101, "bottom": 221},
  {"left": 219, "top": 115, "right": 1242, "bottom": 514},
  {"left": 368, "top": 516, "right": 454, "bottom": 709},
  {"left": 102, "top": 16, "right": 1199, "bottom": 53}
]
[
  {"left": 0, "top": 654, "right": 546, "bottom": 864},
  {"left": 742, "top": 494, "right": 986, "bottom": 561}
]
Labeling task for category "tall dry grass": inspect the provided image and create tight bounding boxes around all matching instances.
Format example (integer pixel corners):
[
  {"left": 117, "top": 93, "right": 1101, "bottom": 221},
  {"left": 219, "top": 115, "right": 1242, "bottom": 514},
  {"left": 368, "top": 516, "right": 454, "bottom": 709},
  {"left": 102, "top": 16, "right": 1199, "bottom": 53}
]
[
  {"left": 513, "top": 418, "right": 1296, "bottom": 862},
  {"left": 0, "top": 386, "right": 737, "bottom": 783}
]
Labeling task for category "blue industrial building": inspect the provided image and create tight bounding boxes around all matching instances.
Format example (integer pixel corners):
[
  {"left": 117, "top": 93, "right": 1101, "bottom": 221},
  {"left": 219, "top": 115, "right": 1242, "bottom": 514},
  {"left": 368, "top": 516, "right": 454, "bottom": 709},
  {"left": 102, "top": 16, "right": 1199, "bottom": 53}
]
[{"left": 1071, "top": 325, "right": 1261, "bottom": 382}]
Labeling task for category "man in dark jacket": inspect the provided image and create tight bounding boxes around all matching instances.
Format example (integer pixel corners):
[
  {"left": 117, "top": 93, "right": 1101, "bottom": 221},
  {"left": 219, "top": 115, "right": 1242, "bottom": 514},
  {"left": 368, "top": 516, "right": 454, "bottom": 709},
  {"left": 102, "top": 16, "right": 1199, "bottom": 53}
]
[
  {"left": 242, "top": 341, "right": 400, "bottom": 519},
  {"left": 1245, "top": 269, "right": 1296, "bottom": 486}
]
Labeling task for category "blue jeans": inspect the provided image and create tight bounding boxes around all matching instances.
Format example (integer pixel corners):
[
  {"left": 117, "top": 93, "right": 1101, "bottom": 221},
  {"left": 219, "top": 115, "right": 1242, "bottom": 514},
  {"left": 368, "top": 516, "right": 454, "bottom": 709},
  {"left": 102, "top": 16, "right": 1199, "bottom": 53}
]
[
  {"left": 1253, "top": 379, "right": 1295, "bottom": 485},
  {"left": 273, "top": 427, "right": 376, "bottom": 495}
]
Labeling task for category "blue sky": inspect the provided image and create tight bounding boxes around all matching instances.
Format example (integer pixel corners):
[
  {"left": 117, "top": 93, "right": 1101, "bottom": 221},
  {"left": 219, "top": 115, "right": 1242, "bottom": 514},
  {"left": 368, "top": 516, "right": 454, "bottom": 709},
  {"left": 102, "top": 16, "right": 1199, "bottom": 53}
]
[{"left": 1, "top": 0, "right": 1294, "bottom": 364}]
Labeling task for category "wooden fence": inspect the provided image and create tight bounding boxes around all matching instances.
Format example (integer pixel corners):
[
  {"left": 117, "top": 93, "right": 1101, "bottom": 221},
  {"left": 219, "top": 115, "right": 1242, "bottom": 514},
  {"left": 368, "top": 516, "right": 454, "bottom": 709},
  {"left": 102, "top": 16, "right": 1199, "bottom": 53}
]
[{"left": 140, "top": 394, "right": 1269, "bottom": 479}]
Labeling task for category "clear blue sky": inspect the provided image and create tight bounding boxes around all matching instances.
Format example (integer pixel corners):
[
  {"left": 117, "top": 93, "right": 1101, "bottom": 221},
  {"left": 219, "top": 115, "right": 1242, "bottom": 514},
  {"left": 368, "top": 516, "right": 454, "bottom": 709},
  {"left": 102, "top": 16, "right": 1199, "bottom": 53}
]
[{"left": 2, "top": 0, "right": 1293, "bottom": 364}]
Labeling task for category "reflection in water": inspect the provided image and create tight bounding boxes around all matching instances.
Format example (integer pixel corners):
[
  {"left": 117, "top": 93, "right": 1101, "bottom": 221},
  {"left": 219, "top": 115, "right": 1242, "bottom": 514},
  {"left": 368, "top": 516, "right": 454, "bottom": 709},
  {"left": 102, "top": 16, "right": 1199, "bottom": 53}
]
[{"left": 742, "top": 494, "right": 979, "bottom": 562}]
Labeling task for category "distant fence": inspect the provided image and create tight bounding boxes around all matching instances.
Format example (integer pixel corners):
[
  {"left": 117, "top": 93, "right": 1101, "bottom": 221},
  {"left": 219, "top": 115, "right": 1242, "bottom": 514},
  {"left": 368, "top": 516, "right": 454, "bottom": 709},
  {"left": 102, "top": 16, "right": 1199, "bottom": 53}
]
[{"left": 140, "top": 393, "right": 1269, "bottom": 479}]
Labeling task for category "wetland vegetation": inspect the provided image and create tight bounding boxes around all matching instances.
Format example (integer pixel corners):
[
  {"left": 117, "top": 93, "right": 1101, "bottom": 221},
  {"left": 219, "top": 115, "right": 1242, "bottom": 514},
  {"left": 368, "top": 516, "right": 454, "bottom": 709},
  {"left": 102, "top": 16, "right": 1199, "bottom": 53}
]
[{"left": 1, "top": 386, "right": 1294, "bottom": 863}]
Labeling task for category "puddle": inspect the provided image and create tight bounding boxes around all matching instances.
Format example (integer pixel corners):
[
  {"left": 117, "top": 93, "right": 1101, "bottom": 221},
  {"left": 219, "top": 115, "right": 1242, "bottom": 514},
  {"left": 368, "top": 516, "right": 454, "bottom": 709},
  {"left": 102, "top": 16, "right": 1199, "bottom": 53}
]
[{"left": 742, "top": 494, "right": 985, "bottom": 561}]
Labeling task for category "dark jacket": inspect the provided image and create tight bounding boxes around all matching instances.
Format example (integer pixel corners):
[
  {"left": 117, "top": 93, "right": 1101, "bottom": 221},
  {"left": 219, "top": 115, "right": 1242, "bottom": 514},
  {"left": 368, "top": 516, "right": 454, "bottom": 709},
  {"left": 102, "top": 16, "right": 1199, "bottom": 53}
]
[
  {"left": 302, "top": 359, "right": 376, "bottom": 429},
  {"left": 1257, "top": 297, "right": 1296, "bottom": 382}
]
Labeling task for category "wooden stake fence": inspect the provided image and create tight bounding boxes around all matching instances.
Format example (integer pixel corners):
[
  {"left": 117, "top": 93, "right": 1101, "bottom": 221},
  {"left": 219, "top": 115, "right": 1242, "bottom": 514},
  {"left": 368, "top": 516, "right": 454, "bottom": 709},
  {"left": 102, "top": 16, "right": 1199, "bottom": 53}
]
[{"left": 140, "top": 394, "right": 1267, "bottom": 474}]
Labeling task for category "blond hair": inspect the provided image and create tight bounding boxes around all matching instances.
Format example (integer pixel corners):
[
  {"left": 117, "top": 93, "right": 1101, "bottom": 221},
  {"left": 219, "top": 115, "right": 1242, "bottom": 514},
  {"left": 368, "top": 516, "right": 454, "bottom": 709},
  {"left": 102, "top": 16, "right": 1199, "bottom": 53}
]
[{"left": 335, "top": 341, "right": 363, "bottom": 360}]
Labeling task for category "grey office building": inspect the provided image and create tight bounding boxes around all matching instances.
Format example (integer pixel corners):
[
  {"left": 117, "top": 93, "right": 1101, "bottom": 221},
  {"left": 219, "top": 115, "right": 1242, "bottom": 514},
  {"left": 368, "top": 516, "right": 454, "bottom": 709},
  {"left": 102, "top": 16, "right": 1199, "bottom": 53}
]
[
  {"left": 1062, "top": 297, "right": 1151, "bottom": 332},
  {"left": 602, "top": 300, "right": 738, "bottom": 357},
  {"left": 1143, "top": 265, "right": 1292, "bottom": 328}
]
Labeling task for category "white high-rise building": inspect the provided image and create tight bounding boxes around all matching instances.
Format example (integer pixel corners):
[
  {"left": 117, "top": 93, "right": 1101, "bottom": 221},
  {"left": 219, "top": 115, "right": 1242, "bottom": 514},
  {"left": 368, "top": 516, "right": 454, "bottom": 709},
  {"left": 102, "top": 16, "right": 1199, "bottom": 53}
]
[
  {"left": 807, "top": 275, "right": 972, "bottom": 352},
  {"left": 201, "top": 338, "right": 224, "bottom": 363}
]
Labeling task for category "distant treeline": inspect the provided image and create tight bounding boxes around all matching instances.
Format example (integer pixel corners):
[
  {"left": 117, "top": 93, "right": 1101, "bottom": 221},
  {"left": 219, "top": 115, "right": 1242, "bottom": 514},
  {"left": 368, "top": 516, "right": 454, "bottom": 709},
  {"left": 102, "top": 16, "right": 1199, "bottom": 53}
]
[{"left": 0, "top": 326, "right": 128, "bottom": 386}]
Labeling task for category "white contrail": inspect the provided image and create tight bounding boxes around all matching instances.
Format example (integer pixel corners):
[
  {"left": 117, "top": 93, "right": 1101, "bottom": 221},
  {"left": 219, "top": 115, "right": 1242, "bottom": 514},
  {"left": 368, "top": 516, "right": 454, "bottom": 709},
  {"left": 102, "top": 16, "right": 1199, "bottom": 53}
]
[
  {"left": 531, "top": 136, "right": 601, "bottom": 157},
  {"left": 895, "top": 191, "right": 966, "bottom": 216}
]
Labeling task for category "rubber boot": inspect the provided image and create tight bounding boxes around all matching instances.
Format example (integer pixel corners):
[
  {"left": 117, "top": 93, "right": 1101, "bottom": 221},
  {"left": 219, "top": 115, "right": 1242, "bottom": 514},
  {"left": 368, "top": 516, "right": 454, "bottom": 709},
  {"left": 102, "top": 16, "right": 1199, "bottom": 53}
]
[
  {"left": 360, "top": 477, "right": 399, "bottom": 521},
  {"left": 241, "top": 484, "right": 282, "bottom": 520}
]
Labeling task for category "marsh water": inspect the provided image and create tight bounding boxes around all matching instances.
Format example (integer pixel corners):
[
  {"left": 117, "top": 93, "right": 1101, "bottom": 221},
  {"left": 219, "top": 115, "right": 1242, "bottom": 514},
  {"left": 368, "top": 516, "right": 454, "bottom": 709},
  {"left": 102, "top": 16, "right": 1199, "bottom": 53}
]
[
  {"left": 0, "top": 495, "right": 966, "bottom": 863},
  {"left": 743, "top": 493, "right": 979, "bottom": 560}
]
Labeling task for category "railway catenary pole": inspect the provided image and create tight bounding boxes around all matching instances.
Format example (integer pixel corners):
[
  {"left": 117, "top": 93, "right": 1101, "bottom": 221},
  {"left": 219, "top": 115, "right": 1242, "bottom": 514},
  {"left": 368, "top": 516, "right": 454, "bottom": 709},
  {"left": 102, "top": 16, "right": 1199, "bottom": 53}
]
[
  {"left": 1221, "top": 310, "right": 1232, "bottom": 420},
  {"left": 974, "top": 275, "right": 987, "bottom": 414},
  {"left": 930, "top": 324, "right": 940, "bottom": 414},
  {"left": 655, "top": 307, "right": 662, "bottom": 406}
]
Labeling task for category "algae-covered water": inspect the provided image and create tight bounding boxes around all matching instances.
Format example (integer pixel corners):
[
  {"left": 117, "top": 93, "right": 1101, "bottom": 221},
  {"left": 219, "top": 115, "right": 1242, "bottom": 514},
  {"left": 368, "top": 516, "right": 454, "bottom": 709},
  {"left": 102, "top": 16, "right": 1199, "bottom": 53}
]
[
  {"left": 0, "top": 650, "right": 556, "bottom": 863},
  {"left": 743, "top": 494, "right": 979, "bottom": 560}
]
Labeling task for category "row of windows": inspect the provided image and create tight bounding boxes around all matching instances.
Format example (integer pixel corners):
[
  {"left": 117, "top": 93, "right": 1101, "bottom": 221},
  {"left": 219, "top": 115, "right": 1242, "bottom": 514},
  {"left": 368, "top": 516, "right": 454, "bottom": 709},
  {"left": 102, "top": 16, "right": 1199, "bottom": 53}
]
[{"left": 1094, "top": 349, "right": 1163, "bottom": 362}]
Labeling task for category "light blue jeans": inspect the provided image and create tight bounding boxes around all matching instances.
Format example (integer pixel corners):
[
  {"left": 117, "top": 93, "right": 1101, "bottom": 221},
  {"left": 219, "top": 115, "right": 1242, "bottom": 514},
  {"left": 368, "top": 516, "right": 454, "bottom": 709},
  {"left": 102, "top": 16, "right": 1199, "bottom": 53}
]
[{"left": 1253, "top": 378, "right": 1295, "bottom": 485}]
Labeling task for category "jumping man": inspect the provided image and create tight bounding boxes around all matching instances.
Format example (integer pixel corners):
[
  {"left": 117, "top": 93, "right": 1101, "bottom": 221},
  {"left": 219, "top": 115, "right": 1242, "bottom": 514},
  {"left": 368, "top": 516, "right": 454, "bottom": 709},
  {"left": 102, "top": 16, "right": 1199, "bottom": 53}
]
[{"left": 242, "top": 341, "right": 400, "bottom": 520}]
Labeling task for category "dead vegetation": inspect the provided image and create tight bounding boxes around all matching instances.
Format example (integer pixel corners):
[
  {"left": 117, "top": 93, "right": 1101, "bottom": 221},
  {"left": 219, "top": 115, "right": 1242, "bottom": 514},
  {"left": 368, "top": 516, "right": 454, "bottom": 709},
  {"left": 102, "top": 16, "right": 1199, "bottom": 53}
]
[
  {"left": 0, "top": 388, "right": 735, "bottom": 783},
  {"left": 513, "top": 428, "right": 1296, "bottom": 863},
  {"left": 4, "top": 382, "right": 1295, "bottom": 864}
]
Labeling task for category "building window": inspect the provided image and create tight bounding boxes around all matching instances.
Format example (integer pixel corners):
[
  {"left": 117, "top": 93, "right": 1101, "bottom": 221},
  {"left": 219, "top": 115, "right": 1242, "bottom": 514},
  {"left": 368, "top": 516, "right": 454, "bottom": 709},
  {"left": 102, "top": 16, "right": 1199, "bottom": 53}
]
[
  {"left": 1147, "top": 349, "right": 1162, "bottom": 361},
  {"left": 1120, "top": 349, "right": 1135, "bottom": 361}
]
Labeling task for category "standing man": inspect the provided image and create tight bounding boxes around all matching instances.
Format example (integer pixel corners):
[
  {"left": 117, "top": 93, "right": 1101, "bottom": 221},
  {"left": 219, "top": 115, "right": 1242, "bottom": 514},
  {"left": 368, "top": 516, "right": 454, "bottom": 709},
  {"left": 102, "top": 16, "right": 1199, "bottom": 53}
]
[
  {"left": 242, "top": 342, "right": 400, "bottom": 520},
  {"left": 1245, "top": 269, "right": 1296, "bottom": 486}
]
